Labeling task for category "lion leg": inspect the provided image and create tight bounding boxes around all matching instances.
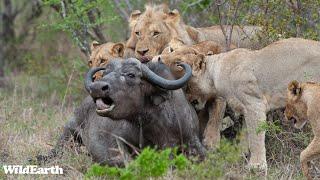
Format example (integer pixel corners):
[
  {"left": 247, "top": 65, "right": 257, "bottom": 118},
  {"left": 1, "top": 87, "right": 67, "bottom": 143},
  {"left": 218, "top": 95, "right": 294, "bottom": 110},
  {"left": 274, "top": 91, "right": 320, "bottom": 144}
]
[
  {"left": 243, "top": 100, "right": 267, "bottom": 174},
  {"left": 203, "top": 97, "right": 226, "bottom": 149},
  {"left": 300, "top": 137, "right": 320, "bottom": 180}
]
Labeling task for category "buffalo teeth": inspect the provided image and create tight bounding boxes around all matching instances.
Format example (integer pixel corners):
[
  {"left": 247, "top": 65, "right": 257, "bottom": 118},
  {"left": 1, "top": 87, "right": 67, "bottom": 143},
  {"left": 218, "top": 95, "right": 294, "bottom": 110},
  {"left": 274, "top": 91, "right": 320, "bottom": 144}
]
[{"left": 96, "top": 104, "right": 115, "bottom": 113}]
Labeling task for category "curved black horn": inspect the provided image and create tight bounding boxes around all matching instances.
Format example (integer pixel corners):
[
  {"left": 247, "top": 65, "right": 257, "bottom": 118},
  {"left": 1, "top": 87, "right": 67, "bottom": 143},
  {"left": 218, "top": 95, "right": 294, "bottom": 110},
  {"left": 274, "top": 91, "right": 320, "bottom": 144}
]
[
  {"left": 141, "top": 62, "right": 192, "bottom": 90},
  {"left": 84, "top": 67, "right": 105, "bottom": 93}
]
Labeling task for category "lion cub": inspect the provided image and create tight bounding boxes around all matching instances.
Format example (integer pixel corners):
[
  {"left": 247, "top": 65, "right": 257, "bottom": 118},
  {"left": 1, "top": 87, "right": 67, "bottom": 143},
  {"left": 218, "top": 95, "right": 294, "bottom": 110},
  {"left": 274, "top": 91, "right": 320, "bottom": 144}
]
[{"left": 285, "top": 80, "right": 320, "bottom": 179}]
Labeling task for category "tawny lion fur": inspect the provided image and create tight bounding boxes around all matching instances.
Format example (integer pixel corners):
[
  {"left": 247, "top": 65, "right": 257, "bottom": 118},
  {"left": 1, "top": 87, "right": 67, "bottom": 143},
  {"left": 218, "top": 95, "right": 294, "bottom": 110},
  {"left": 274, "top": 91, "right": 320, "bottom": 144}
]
[
  {"left": 285, "top": 80, "right": 320, "bottom": 180},
  {"left": 126, "top": 4, "right": 261, "bottom": 60},
  {"left": 89, "top": 41, "right": 135, "bottom": 79},
  {"left": 155, "top": 38, "right": 320, "bottom": 171}
]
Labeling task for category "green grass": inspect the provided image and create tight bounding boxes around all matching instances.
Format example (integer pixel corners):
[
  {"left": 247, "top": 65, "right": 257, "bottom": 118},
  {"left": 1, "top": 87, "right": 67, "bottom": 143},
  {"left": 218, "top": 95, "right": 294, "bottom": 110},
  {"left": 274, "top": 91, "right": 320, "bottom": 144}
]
[{"left": 0, "top": 74, "right": 318, "bottom": 179}]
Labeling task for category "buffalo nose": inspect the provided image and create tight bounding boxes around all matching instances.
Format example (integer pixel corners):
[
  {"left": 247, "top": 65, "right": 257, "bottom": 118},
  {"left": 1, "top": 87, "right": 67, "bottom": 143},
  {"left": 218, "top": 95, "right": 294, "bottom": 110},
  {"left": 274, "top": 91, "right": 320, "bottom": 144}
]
[
  {"left": 89, "top": 81, "right": 110, "bottom": 97},
  {"left": 137, "top": 49, "right": 149, "bottom": 56}
]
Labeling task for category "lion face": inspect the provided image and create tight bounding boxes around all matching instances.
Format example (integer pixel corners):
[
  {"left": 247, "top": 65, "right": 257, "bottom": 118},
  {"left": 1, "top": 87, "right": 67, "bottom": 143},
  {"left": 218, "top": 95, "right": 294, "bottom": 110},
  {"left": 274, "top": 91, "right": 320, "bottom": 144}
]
[
  {"left": 127, "top": 5, "right": 183, "bottom": 62},
  {"left": 162, "top": 38, "right": 185, "bottom": 54},
  {"left": 134, "top": 20, "right": 172, "bottom": 61},
  {"left": 284, "top": 81, "right": 308, "bottom": 129},
  {"left": 89, "top": 41, "right": 124, "bottom": 79},
  {"left": 154, "top": 43, "right": 218, "bottom": 110}
]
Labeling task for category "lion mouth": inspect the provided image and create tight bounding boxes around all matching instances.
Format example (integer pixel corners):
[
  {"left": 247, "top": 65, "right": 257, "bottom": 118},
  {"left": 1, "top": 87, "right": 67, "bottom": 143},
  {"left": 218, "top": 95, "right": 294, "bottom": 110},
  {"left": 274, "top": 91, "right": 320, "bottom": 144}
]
[{"left": 95, "top": 98, "right": 115, "bottom": 113}]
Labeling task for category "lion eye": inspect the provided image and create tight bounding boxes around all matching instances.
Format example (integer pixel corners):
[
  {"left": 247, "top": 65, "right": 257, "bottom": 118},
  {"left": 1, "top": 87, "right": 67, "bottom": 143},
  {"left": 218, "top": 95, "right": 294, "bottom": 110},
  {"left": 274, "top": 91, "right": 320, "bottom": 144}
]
[
  {"left": 169, "top": 47, "right": 174, "bottom": 53},
  {"left": 153, "top": 31, "right": 160, "bottom": 37},
  {"left": 88, "top": 61, "right": 93, "bottom": 66},
  {"left": 135, "top": 31, "right": 141, "bottom": 36},
  {"left": 100, "top": 59, "right": 107, "bottom": 64}
]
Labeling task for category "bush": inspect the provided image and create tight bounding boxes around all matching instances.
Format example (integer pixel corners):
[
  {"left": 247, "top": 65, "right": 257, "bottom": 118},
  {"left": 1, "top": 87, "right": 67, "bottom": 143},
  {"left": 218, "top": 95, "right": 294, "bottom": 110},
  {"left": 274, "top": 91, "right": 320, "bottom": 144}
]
[
  {"left": 85, "top": 147, "right": 190, "bottom": 179},
  {"left": 85, "top": 139, "right": 242, "bottom": 179}
]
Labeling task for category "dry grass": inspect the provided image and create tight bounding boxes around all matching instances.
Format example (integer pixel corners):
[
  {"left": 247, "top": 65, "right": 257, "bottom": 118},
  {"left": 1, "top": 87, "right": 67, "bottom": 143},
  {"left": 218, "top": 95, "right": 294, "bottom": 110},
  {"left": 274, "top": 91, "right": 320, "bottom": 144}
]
[
  {"left": 0, "top": 74, "right": 319, "bottom": 179},
  {"left": 0, "top": 75, "right": 92, "bottom": 179}
]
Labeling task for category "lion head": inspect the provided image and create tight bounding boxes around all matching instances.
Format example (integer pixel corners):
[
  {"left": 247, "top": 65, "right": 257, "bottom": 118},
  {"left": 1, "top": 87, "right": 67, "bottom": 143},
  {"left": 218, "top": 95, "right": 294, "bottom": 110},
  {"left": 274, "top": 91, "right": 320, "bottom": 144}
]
[
  {"left": 154, "top": 41, "right": 222, "bottom": 76},
  {"left": 126, "top": 4, "right": 190, "bottom": 62},
  {"left": 162, "top": 38, "right": 235, "bottom": 55},
  {"left": 284, "top": 80, "right": 308, "bottom": 129},
  {"left": 153, "top": 41, "right": 222, "bottom": 110},
  {"left": 89, "top": 41, "right": 125, "bottom": 79}
]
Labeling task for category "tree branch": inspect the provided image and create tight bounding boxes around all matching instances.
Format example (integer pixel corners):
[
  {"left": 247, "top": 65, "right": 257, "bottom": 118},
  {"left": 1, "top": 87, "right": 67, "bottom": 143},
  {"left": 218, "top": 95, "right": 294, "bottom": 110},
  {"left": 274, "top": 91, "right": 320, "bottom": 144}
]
[
  {"left": 113, "top": 0, "right": 129, "bottom": 21},
  {"left": 87, "top": 8, "right": 107, "bottom": 43}
]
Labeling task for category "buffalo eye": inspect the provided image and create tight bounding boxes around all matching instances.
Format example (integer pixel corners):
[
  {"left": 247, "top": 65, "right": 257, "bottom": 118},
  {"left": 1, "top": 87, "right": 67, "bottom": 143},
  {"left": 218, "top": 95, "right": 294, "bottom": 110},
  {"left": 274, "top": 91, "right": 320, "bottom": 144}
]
[
  {"left": 135, "top": 31, "right": 141, "bottom": 36},
  {"left": 127, "top": 73, "right": 135, "bottom": 78}
]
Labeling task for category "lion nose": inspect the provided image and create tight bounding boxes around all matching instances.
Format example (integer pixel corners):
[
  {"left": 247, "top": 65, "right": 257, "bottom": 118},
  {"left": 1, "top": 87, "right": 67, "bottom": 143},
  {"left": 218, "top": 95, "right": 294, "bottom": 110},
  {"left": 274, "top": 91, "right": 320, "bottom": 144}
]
[
  {"left": 89, "top": 81, "right": 110, "bottom": 98},
  {"left": 137, "top": 49, "right": 149, "bottom": 56}
]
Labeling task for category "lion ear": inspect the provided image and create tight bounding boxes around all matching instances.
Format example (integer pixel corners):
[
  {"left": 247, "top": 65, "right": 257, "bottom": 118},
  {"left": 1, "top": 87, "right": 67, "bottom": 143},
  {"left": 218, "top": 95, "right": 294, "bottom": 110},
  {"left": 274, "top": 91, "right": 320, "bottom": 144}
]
[
  {"left": 129, "top": 10, "right": 141, "bottom": 28},
  {"left": 192, "top": 53, "right": 206, "bottom": 74},
  {"left": 112, "top": 43, "right": 125, "bottom": 57},
  {"left": 90, "top": 41, "right": 100, "bottom": 51},
  {"left": 167, "top": 9, "right": 180, "bottom": 23},
  {"left": 288, "top": 80, "right": 301, "bottom": 96}
]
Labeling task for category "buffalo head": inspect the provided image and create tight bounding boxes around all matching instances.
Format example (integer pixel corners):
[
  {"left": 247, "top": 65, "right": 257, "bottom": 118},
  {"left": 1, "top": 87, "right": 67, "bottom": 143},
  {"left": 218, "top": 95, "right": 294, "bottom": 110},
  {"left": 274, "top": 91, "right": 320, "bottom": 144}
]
[{"left": 84, "top": 58, "right": 192, "bottom": 119}]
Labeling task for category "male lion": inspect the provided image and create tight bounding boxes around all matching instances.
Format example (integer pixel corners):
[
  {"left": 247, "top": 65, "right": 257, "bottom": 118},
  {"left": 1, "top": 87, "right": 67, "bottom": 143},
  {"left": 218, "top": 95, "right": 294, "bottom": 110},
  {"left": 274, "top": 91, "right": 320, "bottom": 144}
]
[
  {"left": 154, "top": 38, "right": 320, "bottom": 172},
  {"left": 126, "top": 4, "right": 261, "bottom": 62},
  {"left": 285, "top": 80, "right": 320, "bottom": 180}
]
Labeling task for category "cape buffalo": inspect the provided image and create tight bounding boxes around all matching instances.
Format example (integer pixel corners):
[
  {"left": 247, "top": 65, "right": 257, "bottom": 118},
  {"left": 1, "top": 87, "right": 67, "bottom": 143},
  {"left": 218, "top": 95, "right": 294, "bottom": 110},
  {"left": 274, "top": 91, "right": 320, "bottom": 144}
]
[
  {"left": 36, "top": 96, "right": 140, "bottom": 166},
  {"left": 85, "top": 58, "right": 206, "bottom": 156}
]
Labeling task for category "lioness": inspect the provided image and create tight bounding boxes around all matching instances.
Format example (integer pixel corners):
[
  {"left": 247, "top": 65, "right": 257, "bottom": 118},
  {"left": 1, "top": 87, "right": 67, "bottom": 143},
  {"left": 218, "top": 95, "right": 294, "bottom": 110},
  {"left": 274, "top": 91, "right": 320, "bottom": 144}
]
[
  {"left": 285, "top": 81, "right": 320, "bottom": 180},
  {"left": 161, "top": 39, "right": 235, "bottom": 143},
  {"left": 154, "top": 38, "right": 320, "bottom": 172},
  {"left": 126, "top": 4, "right": 261, "bottom": 61},
  {"left": 89, "top": 41, "right": 135, "bottom": 79},
  {"left": 162, "top": 38, "right": 236, "bottom": 55},
  {"left": 89, "top": 41, "right": 125, "bottom": 68}
]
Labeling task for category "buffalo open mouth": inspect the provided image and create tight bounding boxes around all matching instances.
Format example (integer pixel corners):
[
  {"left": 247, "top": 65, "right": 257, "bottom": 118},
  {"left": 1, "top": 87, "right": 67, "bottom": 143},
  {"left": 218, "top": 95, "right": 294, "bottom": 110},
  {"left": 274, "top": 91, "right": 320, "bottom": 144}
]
[{"left": 95, "top": 97, "right": 115, "bottom": 113}]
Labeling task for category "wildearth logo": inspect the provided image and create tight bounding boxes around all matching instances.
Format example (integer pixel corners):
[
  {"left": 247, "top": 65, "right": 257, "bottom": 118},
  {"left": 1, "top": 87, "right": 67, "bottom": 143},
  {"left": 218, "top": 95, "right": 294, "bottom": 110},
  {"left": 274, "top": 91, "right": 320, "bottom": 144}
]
[{"left": 3, "top": 165, "right": 63, "bottom": 175}]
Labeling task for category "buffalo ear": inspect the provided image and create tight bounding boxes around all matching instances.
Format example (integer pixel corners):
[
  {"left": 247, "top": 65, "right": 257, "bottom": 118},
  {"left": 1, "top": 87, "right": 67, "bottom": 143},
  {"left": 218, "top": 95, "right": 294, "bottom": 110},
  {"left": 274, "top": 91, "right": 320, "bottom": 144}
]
[
  {"left": 112, "top": 43, "right": 125, "bottom": 57},
  {"left": 288, "top": 80, "right": 301, "bottom": 97},
  {"left": 90, "top": 41, "right": 100, "bottom": 52},
  {"left": 129, "top": 10, "right": 141, "bottom": 28},
  {"left": 150, "top": 91, "right": 170, "bottom": 106}
]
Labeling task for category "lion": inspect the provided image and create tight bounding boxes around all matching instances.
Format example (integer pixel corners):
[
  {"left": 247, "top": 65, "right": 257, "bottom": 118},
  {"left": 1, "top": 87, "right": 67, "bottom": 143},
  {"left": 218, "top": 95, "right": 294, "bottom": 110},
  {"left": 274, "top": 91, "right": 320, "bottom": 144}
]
[
  {"left": 89, "top": 41, "right": 136, "bottom": 79},
  {"left": 126, "top": 4, "right": 261, "bottom": 61},
  {"left": 284, "top": 80, "right": 320, "bottom": 180},
  {"left": 154, "top": 38, "right": 320, "bottom": 172},
  {"left": 162, "top": 38, "right": 236, "bottom": 55}
]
